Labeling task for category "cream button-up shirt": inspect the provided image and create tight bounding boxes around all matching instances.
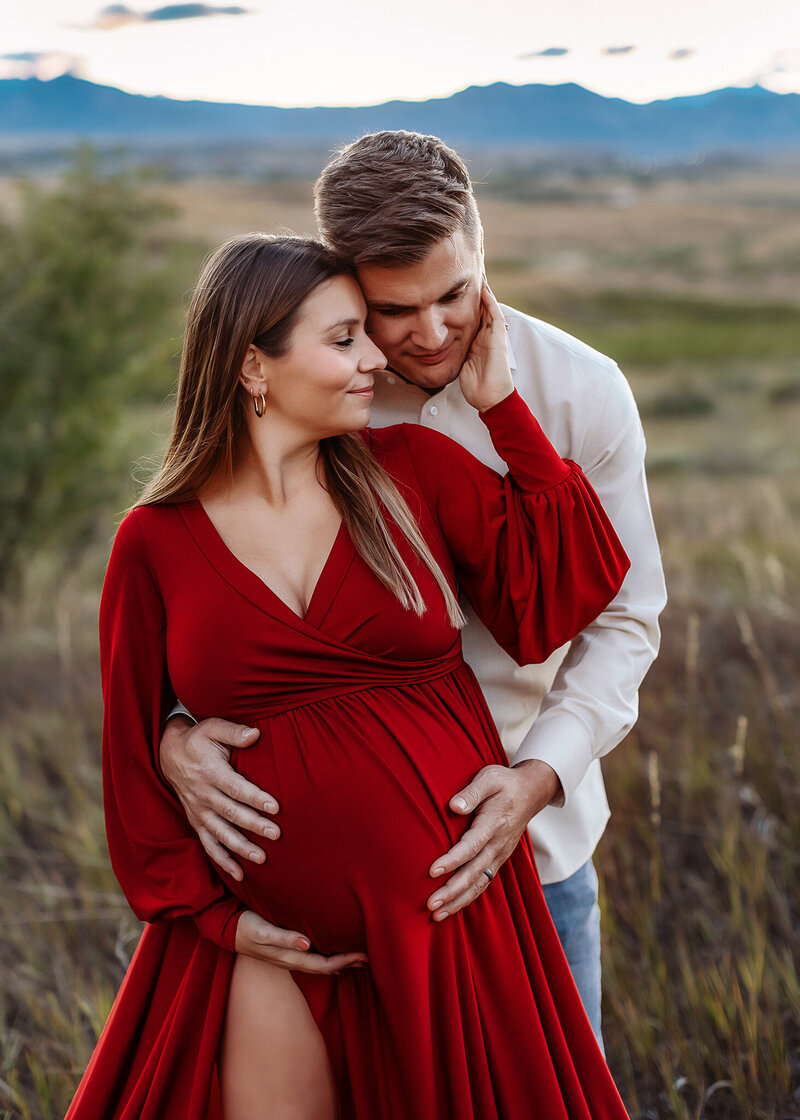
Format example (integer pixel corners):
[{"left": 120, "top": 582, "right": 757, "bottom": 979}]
[{"left": 370, "top": 305, "right": 667, "bottom": 884}]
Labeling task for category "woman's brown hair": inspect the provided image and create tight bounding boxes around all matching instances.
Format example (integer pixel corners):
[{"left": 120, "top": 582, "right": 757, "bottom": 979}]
[{"left": 140, "top": 233, "right": 464, "bottom": 628}]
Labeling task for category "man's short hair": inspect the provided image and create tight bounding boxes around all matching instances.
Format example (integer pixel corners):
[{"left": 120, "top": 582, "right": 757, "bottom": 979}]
[{"left": 314, "top": 130, "right": 482, "bottom": 266}]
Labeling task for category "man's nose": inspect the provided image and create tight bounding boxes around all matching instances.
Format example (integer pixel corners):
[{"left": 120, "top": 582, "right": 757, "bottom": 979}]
[{"left": 410, "top": 309, "right": 448, "bottom": 351}]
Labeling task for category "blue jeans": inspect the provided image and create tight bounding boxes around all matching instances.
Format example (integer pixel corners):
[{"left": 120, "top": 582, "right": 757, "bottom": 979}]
[{"left": 541, "top": 858, "right": 604, "bottom": 1053}]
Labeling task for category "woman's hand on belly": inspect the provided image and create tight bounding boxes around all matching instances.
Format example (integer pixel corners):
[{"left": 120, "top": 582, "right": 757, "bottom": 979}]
[{"left": 235, "top": 910, "right": 368, "bottom": 975}]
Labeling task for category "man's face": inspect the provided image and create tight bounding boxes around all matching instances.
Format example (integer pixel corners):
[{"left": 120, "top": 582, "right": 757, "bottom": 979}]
[{"left": 355, "top": 227, "right": 483, "bottom": 392}]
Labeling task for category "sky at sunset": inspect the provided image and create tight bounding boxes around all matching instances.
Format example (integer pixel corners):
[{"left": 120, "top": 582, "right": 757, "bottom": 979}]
[{"left": 3, "top": 0, "right": 800, "bottom": 108}]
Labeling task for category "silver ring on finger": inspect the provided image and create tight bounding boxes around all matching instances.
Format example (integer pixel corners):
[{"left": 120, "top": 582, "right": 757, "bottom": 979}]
[{"left": 482, "top": 867, "right": 494, "bottom": 883}]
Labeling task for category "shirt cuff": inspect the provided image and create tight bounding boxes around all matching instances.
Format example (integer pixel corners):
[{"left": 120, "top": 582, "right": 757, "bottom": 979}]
[
  {"left": 166, "top": 700, "right": 196, "bottom": 725},
  {"left": 511, "top": 713, "right": 596, "bottom": 807},
  {"left": 155, "top": 700, "right": 197, "bottom": 785}
]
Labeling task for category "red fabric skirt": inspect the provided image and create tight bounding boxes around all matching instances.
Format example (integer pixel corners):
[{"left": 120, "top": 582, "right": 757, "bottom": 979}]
[{"left": 68, "top": 665, "right": 628, "bottom": 1119}]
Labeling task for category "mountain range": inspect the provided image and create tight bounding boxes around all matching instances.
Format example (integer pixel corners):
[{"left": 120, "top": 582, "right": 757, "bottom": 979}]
[{"left": 2, "top": 75, "right": 800, "bottom": 158}]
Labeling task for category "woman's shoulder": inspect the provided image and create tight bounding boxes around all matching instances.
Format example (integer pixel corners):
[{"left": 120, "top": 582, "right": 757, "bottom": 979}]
[
  {"left": 113, "top": 501, "right": 194, "bottom": 555},
  {"left": 121, "top": 500, "right": 191, "bottom": 527}
]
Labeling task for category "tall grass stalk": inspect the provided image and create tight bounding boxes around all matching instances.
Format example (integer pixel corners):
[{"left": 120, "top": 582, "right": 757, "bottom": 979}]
[{"left": 601, "top": 601, "right": 799, "bottom": 1117}]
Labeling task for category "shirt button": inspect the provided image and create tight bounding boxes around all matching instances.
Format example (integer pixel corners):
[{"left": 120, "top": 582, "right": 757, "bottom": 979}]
[
  {"left": 430, "top": 405, "right": 439, "bottom": 416},
  {"left": 386, "top": 375, "right": 396, "bottom": 385}
]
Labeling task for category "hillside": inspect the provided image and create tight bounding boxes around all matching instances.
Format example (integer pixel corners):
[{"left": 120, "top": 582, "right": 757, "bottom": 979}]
[{"left": 1, "top": 75, "right": 799, "bottom": 158}]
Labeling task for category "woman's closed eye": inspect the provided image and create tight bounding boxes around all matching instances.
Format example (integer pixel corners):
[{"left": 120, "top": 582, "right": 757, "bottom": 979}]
[{"left": 335, "top": 337, "right": 355, "bottom": 348}]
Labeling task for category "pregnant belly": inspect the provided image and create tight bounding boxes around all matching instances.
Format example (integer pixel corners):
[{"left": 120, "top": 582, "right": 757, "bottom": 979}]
[{"left": 223, "top": 680, "right": 499, "bottom": 954}]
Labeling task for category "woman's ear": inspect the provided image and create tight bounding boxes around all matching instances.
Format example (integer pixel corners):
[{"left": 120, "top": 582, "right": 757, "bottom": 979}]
[{"left": 239, "top": 345, "right": 269, "bottom": 396}]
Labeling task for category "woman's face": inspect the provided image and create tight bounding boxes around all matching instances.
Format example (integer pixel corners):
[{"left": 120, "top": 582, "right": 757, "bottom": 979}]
[{"left": 250, "top": 274, "right": 386, "bottom": 439}]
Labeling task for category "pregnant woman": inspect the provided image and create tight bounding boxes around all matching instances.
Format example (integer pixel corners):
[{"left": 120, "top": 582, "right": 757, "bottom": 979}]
[{"left": 67, "top": 233, "right": 630, "bottom": 1119}]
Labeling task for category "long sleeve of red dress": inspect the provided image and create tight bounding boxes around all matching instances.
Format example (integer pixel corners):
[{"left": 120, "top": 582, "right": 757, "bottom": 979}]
[
  {"left": 373, "top": 388, "right": 630, "bottom": 664},
  {"left": 99, "top": 511, "right": 245, "bottom": 951}
]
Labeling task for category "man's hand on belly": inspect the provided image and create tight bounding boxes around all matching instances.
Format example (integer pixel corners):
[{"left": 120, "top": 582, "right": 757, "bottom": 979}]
[
  {"left": 159, "top": 715, "right": 280, "bottom": 881},
  {"left": 425, "top": 761, "right": 562, "bottom": 921}
]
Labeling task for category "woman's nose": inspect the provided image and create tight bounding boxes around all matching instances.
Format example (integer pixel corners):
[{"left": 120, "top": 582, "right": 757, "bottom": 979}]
[{"left": 360, "top": 338, "right": 387, "bottom": 371}]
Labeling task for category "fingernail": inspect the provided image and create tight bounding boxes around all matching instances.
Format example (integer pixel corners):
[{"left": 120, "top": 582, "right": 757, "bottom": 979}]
[
  {"left": 434, "top": 911, "right": 449, "bottom": 921},
  {"left": 265, "top": 800, "right": 279, "bottom": 814},
  {"left": 264, "top": 826, "right": 279, "bottom": 839},
  {"left": 242, "top": 727, "right": 257, "bottom": 740},
  {"left": 248, "top": 850, "right": 262, "bottom": 861},
  {"left": 296, "top": 936, "right": 310, "bottom": 950},
  {"left": 431, "top": 866, "right": 445, "bottom": 877},
  {"left": 452, "top": 797, "right": 467, "bottom": 812},
  {"left": 430, "top": 898, "right": 443, "bottom": 910}
]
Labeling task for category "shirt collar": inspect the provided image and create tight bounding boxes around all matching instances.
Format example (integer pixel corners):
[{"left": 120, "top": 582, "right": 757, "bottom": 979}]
[
  {"left": 501, "top": 304, "right": 518, "bottom": 373},
  {"left": 507, "top": 332, "right": 518, "bottom": 373}
]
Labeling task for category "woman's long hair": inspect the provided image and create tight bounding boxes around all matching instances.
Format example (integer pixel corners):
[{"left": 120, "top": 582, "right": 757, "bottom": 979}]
[{"left": 140, "top": 233, "right": 464, "bottom": 628}]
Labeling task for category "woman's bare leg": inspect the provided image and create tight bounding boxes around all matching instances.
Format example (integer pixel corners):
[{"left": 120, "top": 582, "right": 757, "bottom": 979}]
[{"left": 220, "top": 955, "right": 337, "bottom": 1120}]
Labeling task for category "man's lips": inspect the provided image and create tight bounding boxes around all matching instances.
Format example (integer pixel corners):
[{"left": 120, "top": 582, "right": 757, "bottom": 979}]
[{"left": 409, "top": 343, "right": 452, "bottom": 366}]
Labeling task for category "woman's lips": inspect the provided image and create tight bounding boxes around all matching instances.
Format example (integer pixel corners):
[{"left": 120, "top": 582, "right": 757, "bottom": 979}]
[{"left": 348, "top": 387, "right": 374, "bottom": 397}]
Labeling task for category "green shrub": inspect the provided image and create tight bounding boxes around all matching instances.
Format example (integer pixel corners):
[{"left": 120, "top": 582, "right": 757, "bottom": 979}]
[
  {"left": 641, "top": 389, "right": 716, "bottom": 419},
  {"left": 0, "top": 150, "right": 179, "bottom": 596}
]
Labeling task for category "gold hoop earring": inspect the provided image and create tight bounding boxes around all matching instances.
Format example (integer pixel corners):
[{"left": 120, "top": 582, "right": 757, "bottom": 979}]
[{"left": 253, "top": 392, "right": 266, "bottom": 418}]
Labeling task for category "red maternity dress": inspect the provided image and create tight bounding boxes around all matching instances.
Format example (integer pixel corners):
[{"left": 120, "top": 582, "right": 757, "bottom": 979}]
[{"left": 67, "top": 391, "right": 631, "bottom": 1120}]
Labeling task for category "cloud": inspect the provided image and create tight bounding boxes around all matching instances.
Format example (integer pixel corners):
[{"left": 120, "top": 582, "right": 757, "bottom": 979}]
[
  {"left": 88, "top": 4, "right": 139, "bottom": 28},
  {"left": 148, "top": 4, "right": 250, "bottom": 20},
  {"left": 2, "top": 51, "right": 48, "bottom": 63},
  {"left": 601, "top": 45, "right": 636, "bottom": 56},
  {"left": 668, "top": 48, "right": 696, "bottom": 61},
  {"left": 766, "top": 47, "right": 800, "bottom": 74},
  {"left": 517, "top": 47, "right": 570, "bottom": 60},
  {"left": 86, "top": 3, "right": 250, "bottom": 29},
  {"left": 0, "top": 50, "right": 85, "bottom": 79}
]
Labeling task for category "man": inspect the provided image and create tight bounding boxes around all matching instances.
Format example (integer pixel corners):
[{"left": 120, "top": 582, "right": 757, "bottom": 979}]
[{"left": 159, "top": 130, "right": 666, "bottom": 1045}]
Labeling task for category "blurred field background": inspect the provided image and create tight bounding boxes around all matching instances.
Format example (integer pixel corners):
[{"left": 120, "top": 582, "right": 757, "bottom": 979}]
[{"left": 1, "top": 154, "right": 799, "bottom": 1119}]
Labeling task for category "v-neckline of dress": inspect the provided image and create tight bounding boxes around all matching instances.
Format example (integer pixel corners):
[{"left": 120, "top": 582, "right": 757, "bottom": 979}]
[{"left": 179, "top": 499, "right": 355, "bottom": 631}]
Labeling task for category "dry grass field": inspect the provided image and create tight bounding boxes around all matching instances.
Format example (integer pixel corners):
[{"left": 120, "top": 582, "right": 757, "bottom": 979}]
[{"left": 1, "top": 162, "right": 799, "bottom": 1119}]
